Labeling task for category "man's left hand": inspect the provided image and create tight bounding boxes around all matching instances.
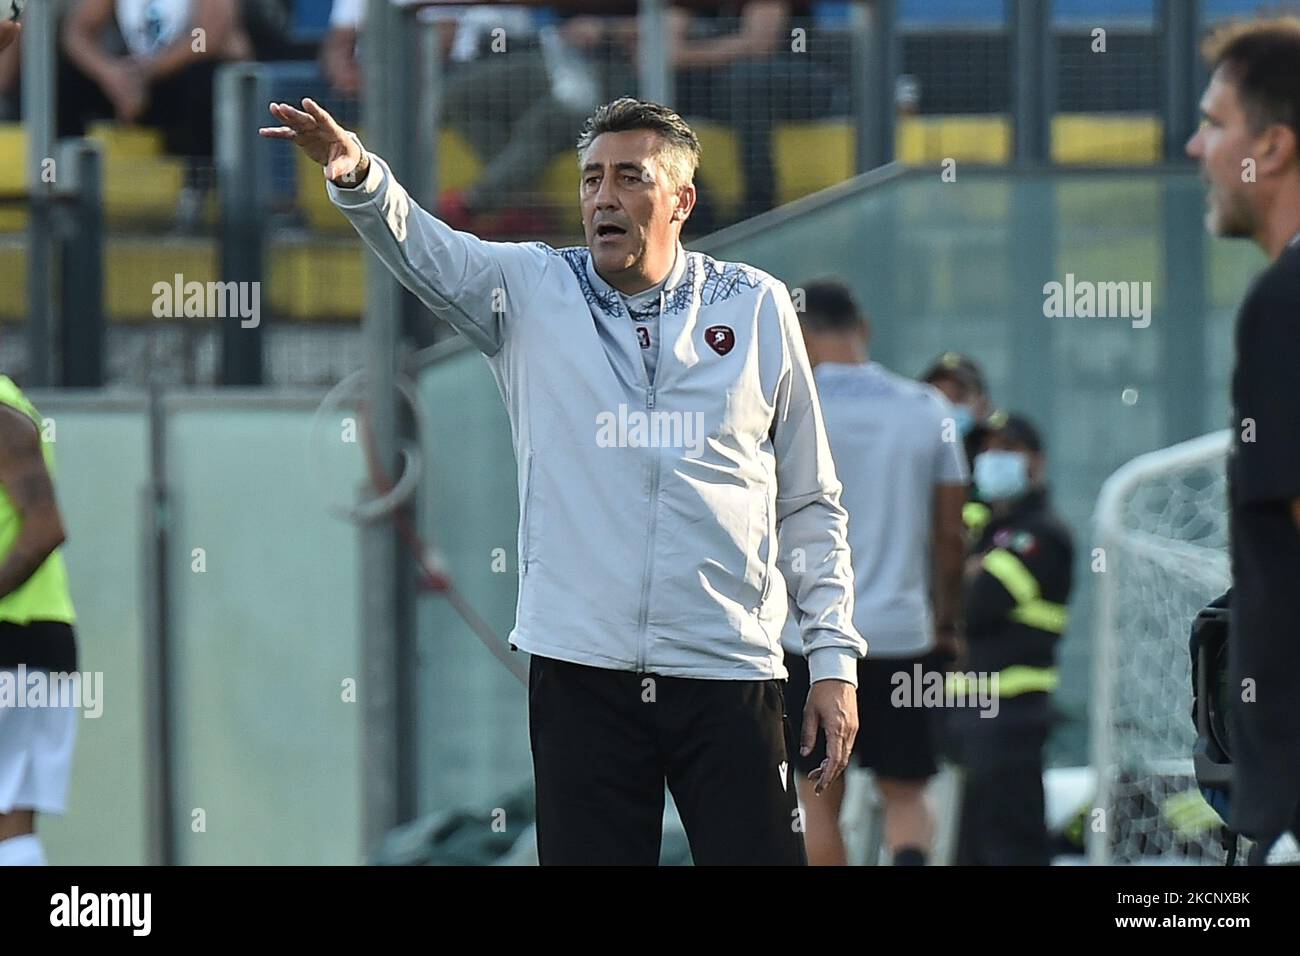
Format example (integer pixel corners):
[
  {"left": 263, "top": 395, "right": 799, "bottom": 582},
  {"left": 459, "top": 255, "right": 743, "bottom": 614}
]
[{"left": 801, "top": 678, "right": 858, "bottom": 795}]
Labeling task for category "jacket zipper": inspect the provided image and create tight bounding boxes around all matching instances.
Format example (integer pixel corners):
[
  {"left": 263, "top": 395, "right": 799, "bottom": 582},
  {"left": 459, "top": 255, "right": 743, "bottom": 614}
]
[
  {"left": 636, "top": 384, "right": 660, "bottom": 673},
  {"left": 632, "top": 289, "right": 668, "bottom": 673}
]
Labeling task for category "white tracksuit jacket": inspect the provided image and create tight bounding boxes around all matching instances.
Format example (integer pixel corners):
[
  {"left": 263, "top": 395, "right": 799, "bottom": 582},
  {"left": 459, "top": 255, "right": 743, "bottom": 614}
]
[{"left": 328, "top": 150, "right": 867, "bottom": 684}]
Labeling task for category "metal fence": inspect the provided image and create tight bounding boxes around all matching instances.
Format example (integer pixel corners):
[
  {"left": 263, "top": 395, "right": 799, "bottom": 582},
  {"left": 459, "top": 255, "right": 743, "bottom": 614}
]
[
  {"left": 34, "top": 390, "right": 365, "bottom": 865},
  {"left": 10, "top": 0, "right": 1274, "bottom": 392}
]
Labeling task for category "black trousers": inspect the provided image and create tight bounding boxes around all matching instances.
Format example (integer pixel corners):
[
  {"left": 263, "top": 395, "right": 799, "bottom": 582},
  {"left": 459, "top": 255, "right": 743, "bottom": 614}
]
[
  {"left": 56, "top": 55, "right": 219, "bottom": 162},
  {"left": 528, "top": 655, "right": 806, "bottom": 866},
  {"left": 1246, "top": 802, "right": 1300, "bottom": 865},
  {"left": 957, "top": 755, "right": 1049, "bottom": 866},
  {"left": 952, "top": 694, "right": 1052, "bottom": 866}
]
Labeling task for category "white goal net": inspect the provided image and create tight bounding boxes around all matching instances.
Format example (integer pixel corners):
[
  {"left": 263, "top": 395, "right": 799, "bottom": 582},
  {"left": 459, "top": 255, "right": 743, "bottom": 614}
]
[{"left": 1090, "top": 430, "right": 1233, "bottom": 865}]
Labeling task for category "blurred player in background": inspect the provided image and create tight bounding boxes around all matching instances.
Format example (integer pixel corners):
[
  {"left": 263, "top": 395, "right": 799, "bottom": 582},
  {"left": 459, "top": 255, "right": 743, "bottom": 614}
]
[
  {"left": 952, "top": 412, "right": 1072, "bottom": 866},
  {"left": 921, "top": 350, "right": 993, "bottom": 673},
  {"left": 782, "top": 279, "right": 967, "bottom": 865},
  {"left": 261, "top": 95, "right": 865, "bottom": 865},
  {"left": 0, "top": 376, "right": 79, "bottom": 867},
  {"left": 59, "top": 0, "right": 250, "bottom": 150},
  {"left": 921, "top": 351, "right": 991, "bottom": 474},
  {"left": 1185, "top": 16, "right": 1300, "bottom": 865}
]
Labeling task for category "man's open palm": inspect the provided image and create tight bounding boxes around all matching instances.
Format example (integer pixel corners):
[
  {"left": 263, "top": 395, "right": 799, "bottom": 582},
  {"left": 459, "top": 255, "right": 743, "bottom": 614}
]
[{"left": 259, "top": 99, "right": 361, "bottom": 182}]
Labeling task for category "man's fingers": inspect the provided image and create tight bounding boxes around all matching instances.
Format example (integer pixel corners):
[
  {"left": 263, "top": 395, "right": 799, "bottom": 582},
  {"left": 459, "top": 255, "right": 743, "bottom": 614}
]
[
  {"left": 268, "top": 101, "right": 315, "bottom": 129},
  {"left": 799, "top": 705, "right": 819, "bottom": 758},
  {"left": 301, "top": 98, "right": 341, "bottom": 135},
  {"left": 818, "top": 729, "right": 847, "bottom": 793},
  {"left": 259, "top": 127, "right": 297, "bottom": 140},
  {"left": 843, "top": 719, "right": 859, "bottom": 756}
]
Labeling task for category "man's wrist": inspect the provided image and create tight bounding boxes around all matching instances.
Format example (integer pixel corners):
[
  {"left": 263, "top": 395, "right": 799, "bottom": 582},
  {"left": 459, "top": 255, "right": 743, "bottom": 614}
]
[
  {"left": 337, "top": 154, "right": 369, "bottom": 187},
  {"left": 807, "top": 646, "right": 859, "bottom": 686},
  {"left": 332, "top": 134, "right": 369, "bottom": 188}
]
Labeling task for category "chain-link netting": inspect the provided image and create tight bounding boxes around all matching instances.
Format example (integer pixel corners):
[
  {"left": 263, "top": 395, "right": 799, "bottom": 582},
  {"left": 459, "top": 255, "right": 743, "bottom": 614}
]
[{"left": 1093, "top": 432, "right": 1232, "bottom": 864}]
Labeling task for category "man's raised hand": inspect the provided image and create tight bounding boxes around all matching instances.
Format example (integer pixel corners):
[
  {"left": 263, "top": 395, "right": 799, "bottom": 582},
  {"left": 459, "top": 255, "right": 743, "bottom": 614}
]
[{"left": 259, "top": 98, "right": 364, "bottom": 184}]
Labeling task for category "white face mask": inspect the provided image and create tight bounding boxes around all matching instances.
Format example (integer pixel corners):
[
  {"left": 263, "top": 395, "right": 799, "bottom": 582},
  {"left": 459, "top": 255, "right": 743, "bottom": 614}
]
[
  {"left": 973, "top": 450, "right": 1030, "bottom": 502},
  {"left": 951, "top": 404, "right": 977, "bottom": 438}
]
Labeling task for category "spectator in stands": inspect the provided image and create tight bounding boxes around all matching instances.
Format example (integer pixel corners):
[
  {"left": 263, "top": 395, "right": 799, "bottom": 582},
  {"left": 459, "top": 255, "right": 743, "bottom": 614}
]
[
  {"left": 322, "top": 2, "right": 624, "bottom": 238},
  {"left": 320, "top": 0, "right": 469, "bottom": 98},
  {"left": 242, "top": 0, "right": 317, "bottom": 62},
  {"left": 59, "top": 0, "right": 251, "bottom": 165},
  {"left": 438, "top": 13, "right": 643, "bottom": 237},
  {"left": 0, "top": 2, "right": 85, "bottom": 121},
  {"left": 668, "top": 1, "right": 842, "bottom": 221},
  {"left": 321, "top": 1, "right": 535, "bottom": 98}
]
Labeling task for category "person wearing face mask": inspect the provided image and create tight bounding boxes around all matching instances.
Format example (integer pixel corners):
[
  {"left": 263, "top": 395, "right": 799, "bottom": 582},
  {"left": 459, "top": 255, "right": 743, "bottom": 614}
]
[
  {"left": 950, "top": 411, "right": 1074, "bottom": 865},
  {"left": 919, "top": 353, "right": 992, "bottom": 687},
  {"left": 920, "top": 352, "right": 995, "bottom": 542},
  {"left": 920, "top": 352, "right": 991, "bottom": 472}
]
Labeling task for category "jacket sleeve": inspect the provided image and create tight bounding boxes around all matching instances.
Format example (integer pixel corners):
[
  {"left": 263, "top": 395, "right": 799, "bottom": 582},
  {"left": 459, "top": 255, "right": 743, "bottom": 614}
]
[
  {"left": 327, "top": 145, "right": 551, "bottom": 357},
  {"left": 766, "top": 282, "right": 868, "bottom": 685}
]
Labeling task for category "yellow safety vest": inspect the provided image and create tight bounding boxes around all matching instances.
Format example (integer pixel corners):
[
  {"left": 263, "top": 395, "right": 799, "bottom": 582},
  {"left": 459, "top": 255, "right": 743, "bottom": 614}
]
[
  {"left": 980, "top": 547, "right": 1069, "bottom": 634},
  {"left": 0, "top": 375, "right": 77, "bottom": 625},
  {"left": 946, "top": 546, "right": 1067, "bottom": 699}
]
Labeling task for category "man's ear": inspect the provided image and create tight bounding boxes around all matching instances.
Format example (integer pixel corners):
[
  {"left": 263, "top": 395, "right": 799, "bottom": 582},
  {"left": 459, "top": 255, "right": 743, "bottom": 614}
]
[
  {"left": 674, "top": 182, "right": 697, "bottom": 222},
  {"left": 1257, "top": 122, "right": 1298, "bottom": 176}
]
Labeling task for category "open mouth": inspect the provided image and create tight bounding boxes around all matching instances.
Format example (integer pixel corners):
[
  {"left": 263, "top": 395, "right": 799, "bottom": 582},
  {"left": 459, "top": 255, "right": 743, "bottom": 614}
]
[{"left": 595, "top": 223, "right": 627, "bottom": 240}]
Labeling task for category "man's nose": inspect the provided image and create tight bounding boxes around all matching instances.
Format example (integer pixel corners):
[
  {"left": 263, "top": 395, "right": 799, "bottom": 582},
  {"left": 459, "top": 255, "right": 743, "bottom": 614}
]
[
  {"left": 594, "top": 174, "right": 619, "bottom": 208},
  {"left": 1185, "top": 129, "right": 1202, "bottom": 159}
]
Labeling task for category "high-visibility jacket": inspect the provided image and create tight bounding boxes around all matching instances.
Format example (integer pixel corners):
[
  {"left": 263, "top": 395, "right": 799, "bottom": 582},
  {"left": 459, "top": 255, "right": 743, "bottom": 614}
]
[
  {"left": 0, "top": 375, "right": 76, "bottom": 627},
  {"left": 960, "top": 488, "right": 1073, "bottom": 698}
]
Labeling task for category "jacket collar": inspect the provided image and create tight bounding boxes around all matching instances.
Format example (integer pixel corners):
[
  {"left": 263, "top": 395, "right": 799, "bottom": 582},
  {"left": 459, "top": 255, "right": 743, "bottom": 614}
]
[{"left": 585, "top": 242, "right": 689, "bottom": 302}]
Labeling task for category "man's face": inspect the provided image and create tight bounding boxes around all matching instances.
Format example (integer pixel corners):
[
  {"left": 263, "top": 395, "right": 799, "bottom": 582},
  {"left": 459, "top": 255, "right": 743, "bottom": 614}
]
[
  {"left": 1186, "top": 68, "right": 1260, "bottom": 238},
  {"left": 580, "top": 130, "right": 693, "bottom": 283},
  {"left": 930, "top": 375, "right": 990, "bottom": 418},
  {"left": 929, "top": 375, "right": 968, "bottom": 407}
]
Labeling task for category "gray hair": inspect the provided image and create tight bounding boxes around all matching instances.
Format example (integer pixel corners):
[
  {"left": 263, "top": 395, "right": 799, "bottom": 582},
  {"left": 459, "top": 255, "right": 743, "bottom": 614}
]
[{"left": 576, "top": 97, "right": 701, "bottom": 192}]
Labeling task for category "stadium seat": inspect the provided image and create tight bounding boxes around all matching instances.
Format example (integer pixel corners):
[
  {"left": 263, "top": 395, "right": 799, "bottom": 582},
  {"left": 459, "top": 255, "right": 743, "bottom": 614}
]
[
  {"left": 0, "top": 241, "right": 25, "bottom": 320},
  {"left": 85, "top": 122, "right": 190, "bottom": 224},
  {"left": 0, "top": 123, "right": 25, "bottom": 232},
  {"left": 897, "top": 115, "right": 1013, "bottom": 165},
  {"left": 895, "top": 113, "right": 1162, "bottom": 165},
  {"left": 0, "top": 121, "right": 190, "bottom": 228},
  {"left": 0, "top": 235, "right": 368, "bottom": 322},
  {"left": 1052, "top": 114, "right": 1162, "bottom": 164}
]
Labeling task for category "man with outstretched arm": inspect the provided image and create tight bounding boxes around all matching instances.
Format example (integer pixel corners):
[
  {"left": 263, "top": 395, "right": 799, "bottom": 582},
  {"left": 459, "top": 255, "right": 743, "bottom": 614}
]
[{"left": 261, "top": 96, "right": 866, "bottom": 865}]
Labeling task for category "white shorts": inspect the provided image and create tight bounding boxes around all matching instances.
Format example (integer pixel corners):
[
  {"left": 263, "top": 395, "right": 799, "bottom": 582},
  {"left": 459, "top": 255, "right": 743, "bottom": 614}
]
[{"left": 0, "top": 671, "right": 79, "bottom": 816}]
